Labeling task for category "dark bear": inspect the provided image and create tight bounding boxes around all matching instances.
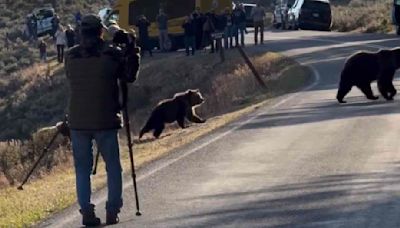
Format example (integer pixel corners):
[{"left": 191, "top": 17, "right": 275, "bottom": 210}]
[
  {"left": 139, "top": 89, "right": 206, "bottom": 139},
  {"left": 336, "top": 48, "right": 400, "bottom": 103}
]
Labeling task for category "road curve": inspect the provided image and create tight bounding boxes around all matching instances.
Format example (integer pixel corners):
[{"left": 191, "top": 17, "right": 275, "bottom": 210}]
[{"left": 39, "top": 30, "right": 400, "bottom": 228}]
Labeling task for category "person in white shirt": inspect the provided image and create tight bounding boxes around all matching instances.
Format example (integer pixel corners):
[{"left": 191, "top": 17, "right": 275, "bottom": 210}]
[{"left": 55, "top": 25, "right": 67, "bottom": 63}]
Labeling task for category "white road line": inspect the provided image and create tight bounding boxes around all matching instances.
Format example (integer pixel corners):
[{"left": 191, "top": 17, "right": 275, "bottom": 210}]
[{"left": 272, "top": 35, "right": 390, "bottom": 50}]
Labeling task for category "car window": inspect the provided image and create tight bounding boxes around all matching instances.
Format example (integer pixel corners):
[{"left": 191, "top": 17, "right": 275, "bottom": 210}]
[
  {"left": 244, "top": 6, "right": 253, "bottom": 17},
  {"left": 302, "top": 1, "right": 330, "bottom": 11},
  {"left": 396, "top": 0, "right": 400, "bottom": 5}
]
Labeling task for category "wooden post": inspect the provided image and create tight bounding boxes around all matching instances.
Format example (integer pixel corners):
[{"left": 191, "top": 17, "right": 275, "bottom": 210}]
[{"left": 237, "top": 46, "right": 267, "bottom": 89}]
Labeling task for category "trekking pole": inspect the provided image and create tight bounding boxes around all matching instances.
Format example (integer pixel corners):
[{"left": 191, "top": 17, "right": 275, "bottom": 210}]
[
  {"left": 121, "top": 82, "right": 142, "bottom": 216},
  {"left": 17, "top": 127, "right": 61, "bottom": 190}
]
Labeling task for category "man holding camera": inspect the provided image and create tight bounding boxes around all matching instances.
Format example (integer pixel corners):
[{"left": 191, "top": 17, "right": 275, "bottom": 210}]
[{"left": 65, "top": 15, "right": 140, "bottom": 226}]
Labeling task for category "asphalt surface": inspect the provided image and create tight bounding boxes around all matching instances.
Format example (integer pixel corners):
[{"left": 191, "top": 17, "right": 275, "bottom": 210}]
[{"left": 40, "top": 30, "right": 400, "bottom": 228}]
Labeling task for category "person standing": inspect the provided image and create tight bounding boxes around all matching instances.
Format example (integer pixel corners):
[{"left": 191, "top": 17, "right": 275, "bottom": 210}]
[
  {"left": 75, "top": 10, "right": 82, "bottom": 25},
  {"left": 51, "top": 14, "right": 60, "bottom": 39},
  {"left": 192, "top": 7, "right": 204, "bottom": 49},
  {"left": 251, "top": 2, "right": 266, "bottom": 45},
  {"left": 31, "top": 15, "right": 38, "bottom": 41},
  {"left": 136, "top": 15, "right": 152, "bottom": 57},
  {"left": 38, "top": 39, "right": 47, "bottom": 63},
  {"left": 203, "top": 12, "right": 216, "bottom": 53},
  {"left": 156, "top": 9, "right": 169, "bottom": 52},
  {"left": 65, "top": 14, "right": 140, "bottom": 226},
  {"left": 182, "top": 16, "right": 196, "bottom": 56},
  {"left": 55, "top": 25, "right": 66, "bottom": 63},
  {"left": 223, "top": 8, "right": 234, "bottom": 49},
  {"left": 65, "top": 24, "right": 76, "bottom": 48},
  {"left": 232, "top": 4, "right": 246, "bottom": 46}
]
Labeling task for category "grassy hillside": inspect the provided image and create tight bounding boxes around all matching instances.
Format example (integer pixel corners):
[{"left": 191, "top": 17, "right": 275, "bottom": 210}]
[{"left": 0, "top": 0, "right": 109, "bottom": 81}]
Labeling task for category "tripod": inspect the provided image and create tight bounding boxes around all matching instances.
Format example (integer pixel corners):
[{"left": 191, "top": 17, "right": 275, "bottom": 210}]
[{"left": 17, "top": 117, "right": 69, "bottom": 190}]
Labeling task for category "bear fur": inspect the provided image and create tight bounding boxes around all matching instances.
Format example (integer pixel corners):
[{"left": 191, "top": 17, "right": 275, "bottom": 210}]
[
  {"left": 139, "top": 89, "right": 206, "bottom": 139},
  {"left": 336, "top": 48, "right": 400, "bottom": 103}
]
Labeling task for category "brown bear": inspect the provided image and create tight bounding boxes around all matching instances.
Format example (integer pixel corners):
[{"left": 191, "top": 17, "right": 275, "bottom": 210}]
[
  {"left": 336, "top": 48, "right": 400, "bottom": 103},
  {"left": 139, "top": 89, "right": 206, "bottom": 139}
]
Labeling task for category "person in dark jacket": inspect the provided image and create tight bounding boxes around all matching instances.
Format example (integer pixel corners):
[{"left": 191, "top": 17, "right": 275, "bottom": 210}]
[
  {"left": 182, "top": 16, "right": 196, "bottom": 56},
  {"left": 51, "top": 14, "right": 60, "bottom": 39},
  {"left": 38, "top": 39, "right": 47, "bottom": 62},
  {"left": 136, "top": 15, "right": 152, "bottom": 57},
  {"left": 192, "top": 7, "right": 205, "bottom": 49},
  {"left": 65, "top": 24, "right": 76, "bottom": 48},
  {"left": 65, "top": 14, "right": 140, "bottom": 227},
  {"left": 222, "top": 8, "right": 234, "bottom": 49},
  {"left": 203, "top": 12, "right": 217, "bottom": 53},
  {"left": 232, "top": 4, "right": 246, "bottom": 46}
]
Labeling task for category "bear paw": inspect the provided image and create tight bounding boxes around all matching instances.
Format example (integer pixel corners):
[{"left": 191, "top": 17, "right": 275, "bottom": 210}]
[{"left": 367, "top": 96, "right": 379, "bottom": 100}]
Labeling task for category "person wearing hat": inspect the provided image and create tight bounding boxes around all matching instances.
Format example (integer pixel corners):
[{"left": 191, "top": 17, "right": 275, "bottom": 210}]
[{"left": 65, "top": 14, "right": 140, "bottom": 226}]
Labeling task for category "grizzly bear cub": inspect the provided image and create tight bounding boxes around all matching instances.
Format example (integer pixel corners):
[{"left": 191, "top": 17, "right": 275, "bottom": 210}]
[
  {"left": 139, "top": 89, "right": 206, "bottom": 139},
  {"left": 337, "top": 48, "right": 400, "bottom": 103}
]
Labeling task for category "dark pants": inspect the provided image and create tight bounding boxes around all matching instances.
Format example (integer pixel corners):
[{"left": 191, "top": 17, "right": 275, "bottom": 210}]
[
  {"left": 195, "top": 30, "right": 203, "bottom": 49},
  {"left": 254, "top": 21, "right": 264, "bottom": 44},
  {"left": 139, "top": 36, "right": 152, "bottom": 57},
  {"left": 57, "top": 45, "right": 65, "bottom": 63},
  {"left": 202, "top": 31, "right": 215, "bottom": 53},
  {"left": 184, "top": 36, "right": 195, "bottom": 56}
]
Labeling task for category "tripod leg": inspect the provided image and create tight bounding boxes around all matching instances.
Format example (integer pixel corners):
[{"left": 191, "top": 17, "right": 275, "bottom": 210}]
[{"left": 17, "top": 130, "right": 60, "bottom": 190}]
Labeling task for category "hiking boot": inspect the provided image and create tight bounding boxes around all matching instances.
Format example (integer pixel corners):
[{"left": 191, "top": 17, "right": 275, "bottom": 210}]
[
  {"left": 106, "top": 212, "right": 120, "bottom": 225},
  {"left": 79, "top": 204, "right": 101, "bottom": 227}
]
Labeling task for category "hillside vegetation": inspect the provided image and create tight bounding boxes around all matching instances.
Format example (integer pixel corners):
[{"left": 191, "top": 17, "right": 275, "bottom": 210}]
[
  {"left": 331, "top": 0, "right": 393, "bottom": 33},
  {"left": 0, "top": 0, "right": 109, "bottom": 82}
]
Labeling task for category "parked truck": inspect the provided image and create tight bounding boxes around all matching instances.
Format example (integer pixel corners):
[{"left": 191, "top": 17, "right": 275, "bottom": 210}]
[{"left": 102, "top": 0, "right": 232, "bottom": 51}]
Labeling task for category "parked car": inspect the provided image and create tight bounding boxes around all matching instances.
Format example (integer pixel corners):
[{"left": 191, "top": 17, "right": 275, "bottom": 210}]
[
  {"left": 242, "top": 3, "right": 256, "bottom": 27},
  {"left": 392, "top": 0, "right": 400, "bottom": 35},
  {"left": 29, "top": 5, "right": 56, "bottom": 37},
  {"left": 287, "top": 0, "right": 332, "bottom": 31}
]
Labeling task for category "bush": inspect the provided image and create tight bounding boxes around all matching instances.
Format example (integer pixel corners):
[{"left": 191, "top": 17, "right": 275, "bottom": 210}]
[{"left": 4, "top": 63, "right": 19, "bottom": 74}]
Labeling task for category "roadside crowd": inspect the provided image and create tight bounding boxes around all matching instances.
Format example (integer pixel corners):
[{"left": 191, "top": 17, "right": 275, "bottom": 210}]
[
  {"left": 133, "top": 2, "right": 266, "bottom": 57},
  {"left": 31, "top": 3, "right": 266, "bottom": 64}
]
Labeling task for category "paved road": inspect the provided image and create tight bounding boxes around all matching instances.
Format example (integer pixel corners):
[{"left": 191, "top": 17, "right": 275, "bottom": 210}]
[{"left": 40, "top": 30, "right": 400, "bottom": 227}]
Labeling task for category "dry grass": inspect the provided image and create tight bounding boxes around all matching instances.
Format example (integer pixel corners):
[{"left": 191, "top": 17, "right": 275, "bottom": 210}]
[
  {"left": 0, "top": 49, "right": 312, "bottom": 227},
  {"left": 331, "top": 0, "right": 393, "bottom": 33}
]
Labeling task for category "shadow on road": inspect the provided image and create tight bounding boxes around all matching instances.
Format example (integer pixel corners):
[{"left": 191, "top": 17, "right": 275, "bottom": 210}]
[
  {"left": 159, "top": 162, "right": 400, "bottom": 227},
  {"left": 239, "top": 97, "right": 400, "bottom": 130}
]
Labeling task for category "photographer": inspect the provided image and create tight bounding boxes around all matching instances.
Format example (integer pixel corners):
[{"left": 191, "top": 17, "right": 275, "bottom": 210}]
[{"left": 65, "top": 15, "right": 140, "bottom": 226}]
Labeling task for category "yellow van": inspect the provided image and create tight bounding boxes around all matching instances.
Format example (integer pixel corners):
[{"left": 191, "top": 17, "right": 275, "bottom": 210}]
[{"left": 103, "top": 0, "right": 232, "bottom": 50}]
